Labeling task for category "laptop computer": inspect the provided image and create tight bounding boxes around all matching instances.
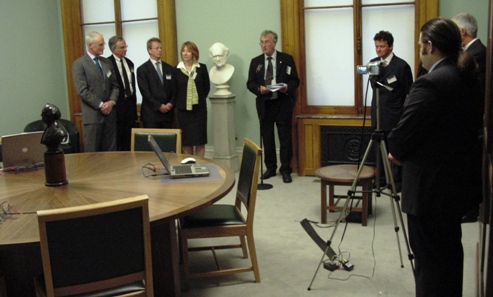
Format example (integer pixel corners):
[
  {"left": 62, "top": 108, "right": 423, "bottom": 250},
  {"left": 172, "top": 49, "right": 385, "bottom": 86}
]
[
  {"left": 147, "top": 135, "right": 210, "bottom": 179},
  {"left": 1, "top": 131, "right": 45, "bottom": 169}
]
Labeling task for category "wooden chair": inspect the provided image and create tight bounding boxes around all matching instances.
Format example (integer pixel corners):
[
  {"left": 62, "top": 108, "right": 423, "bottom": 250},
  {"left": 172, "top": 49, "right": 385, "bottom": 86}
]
[
  {"left": 34, "top": 195, "right": 154, "bottom": 297},
  {"left": 131, "top": 128, "right": 181, "bottom": 153},
  {"left": 179, "top": 138, "right": 262, "bottom": 290}
]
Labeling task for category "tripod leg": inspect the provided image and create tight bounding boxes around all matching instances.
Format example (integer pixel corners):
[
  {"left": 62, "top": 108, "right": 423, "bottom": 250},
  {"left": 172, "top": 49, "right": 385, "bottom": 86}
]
[
  {"left": 379, "top": 141, "right": 415, "bottom": 273},
  {"left": 307, "top": 138, "right": 376, "bottom": 289},
  {"left": 307, "top": 244, "right": 334, "bottom": 290}
]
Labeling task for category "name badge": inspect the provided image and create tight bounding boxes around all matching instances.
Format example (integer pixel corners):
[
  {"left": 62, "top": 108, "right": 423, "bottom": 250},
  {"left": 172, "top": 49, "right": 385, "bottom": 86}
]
[
  {"left": 166, "top": 74, "right": 172, "bottom": 80},
  {"left": 286, "top": 66, "right": 291, "bottom": 75},
  {"left": 387, "top": 75, "right": 397, "bottom": 84}
]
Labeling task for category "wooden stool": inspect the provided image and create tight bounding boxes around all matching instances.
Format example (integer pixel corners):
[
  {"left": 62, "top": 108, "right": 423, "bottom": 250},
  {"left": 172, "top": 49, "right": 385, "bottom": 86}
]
[{"left": 315, "top": 164, "right": 375, "bottom": 226}]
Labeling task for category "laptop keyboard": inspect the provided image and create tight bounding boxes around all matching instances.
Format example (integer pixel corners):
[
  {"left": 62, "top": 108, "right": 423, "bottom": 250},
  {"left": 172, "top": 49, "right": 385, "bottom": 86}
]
[{"left": 174, "top": 165, "right": 193, "bottom": 174}]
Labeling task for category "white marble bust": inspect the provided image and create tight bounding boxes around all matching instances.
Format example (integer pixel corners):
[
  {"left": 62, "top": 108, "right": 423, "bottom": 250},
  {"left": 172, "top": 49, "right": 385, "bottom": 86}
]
[{"left": 209, "top": 42, "right": 235, "bottom": 96}]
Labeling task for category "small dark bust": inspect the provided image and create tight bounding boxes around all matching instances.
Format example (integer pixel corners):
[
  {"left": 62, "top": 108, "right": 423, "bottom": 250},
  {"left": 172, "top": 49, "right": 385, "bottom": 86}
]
[{"left": 41, "top": 103, "right": 68, "bottom": 152}]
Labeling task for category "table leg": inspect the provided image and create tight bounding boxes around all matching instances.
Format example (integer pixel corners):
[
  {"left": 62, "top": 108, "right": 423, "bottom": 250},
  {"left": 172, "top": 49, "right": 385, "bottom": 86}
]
[
  {"left": 321, "top": 180, "right": 327, "bottom": 224},
  {"left": 0, "top": 243, "right": 43, "bottom": 297},
  {"left": 151, "top": 220, "right": 181, "bottom": 297},
  {"left": 329, "top": 184, "right": 335, "bottom": 213},
  {"left": 361, "top": 181, "right": 370, "bottom": 226}
]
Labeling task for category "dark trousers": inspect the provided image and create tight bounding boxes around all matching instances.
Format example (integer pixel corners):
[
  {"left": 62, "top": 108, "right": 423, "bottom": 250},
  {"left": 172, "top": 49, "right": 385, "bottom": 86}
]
[
  {"left": 260, "top": 99, "right": 292, "bottom": 174},
  {"left": 143, "top": 120, "right": 173, "bottom": 129},
  {"left": 407, "top": 213, "right": 463, "bottom": 297},
  {"left": 116, "top": 99, "right": 136, "bottom": 151}
]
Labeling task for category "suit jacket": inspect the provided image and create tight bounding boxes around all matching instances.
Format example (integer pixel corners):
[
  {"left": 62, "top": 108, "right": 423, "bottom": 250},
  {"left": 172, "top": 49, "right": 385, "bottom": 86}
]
[
  {"left": 137, "top": 59, "right": 175, "bottom": 123},
  {"left": 108, "top": 55, "right": 137, "bottom": 121},
  {"left": 467, "top": 39, "right": 487, "bottom": 87},
  {"left": 388, "top": 58, "right": 483, "bottom": 217},
  {"left": 247, "top": 51, "right": 300, "bottom": 120},
  {"left": 370, "top": 54, "right": 413, "bottom": 131},
  {"left": 173, "top": 63, "right": 210, "bottom": 110},
  {"left": 72, "top": 53, "right": 119, "bottom": 124}
]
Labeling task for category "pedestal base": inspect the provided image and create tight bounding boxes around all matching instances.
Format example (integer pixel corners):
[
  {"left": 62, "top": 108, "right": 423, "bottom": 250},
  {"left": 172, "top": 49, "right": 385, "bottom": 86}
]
[{"left": 44, "top": 151, "right": 68, "bottom": 186}]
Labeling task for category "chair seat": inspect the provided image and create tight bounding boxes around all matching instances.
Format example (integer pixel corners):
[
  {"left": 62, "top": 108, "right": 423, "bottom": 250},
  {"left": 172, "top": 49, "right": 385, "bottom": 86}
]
[
  {"left": 183, "top": 205, "right": 245, "bottom": 228},
  {"left": 34, "top": 276, "right": 146, "bottom": 297}
]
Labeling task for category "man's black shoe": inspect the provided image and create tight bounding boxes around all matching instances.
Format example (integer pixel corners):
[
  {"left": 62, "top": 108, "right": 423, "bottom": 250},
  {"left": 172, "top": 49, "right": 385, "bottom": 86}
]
[
  {"left": 261, "top": 170, "right": 276, "bottom": 180},
  {"left": 461, "top": 215, "right": 478, "bottom": 223},
  {"left": 281, "top": 172, "right": 292, "bottom": 183}
]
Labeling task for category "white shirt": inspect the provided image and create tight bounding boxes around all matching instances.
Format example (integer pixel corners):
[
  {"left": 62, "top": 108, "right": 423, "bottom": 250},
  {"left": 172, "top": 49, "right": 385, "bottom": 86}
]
[{"left": 113, "top": 55, "right": 133, "bottom": 95}]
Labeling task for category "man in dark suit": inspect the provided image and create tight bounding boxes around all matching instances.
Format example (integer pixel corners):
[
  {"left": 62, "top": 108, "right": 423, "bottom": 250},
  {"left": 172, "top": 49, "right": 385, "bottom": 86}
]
[
  {"left": 137, "top": 37, "right": 175, "bottom": 128},
  {"left": 369, "top": 31, "right": 413, "bottom": 190},
  {"left": 388, "top": 18, "right": 483, "bottom": 296},
  {"left": 247, "top": 30, "right": 300, "bottom": 183},
  {"left": 453, "top": 13, "right": 487, "bottom": 223},
  {"left": 108, "top": 36, "right": 137, "bottom": 151},
  {"left": 72, "top": 31, "right": 119, "bottom": 152}
]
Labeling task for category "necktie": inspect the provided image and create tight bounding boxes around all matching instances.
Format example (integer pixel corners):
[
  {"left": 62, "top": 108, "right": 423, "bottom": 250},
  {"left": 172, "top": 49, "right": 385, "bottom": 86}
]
[
  {"left": 120, "top": 59, "right": 132, "bottom": 97},
  {"left": 94, "top": 57, "right": 103, "bottom": 74},
  {"left": 265, "top": 56, "right": 273, "bottom": 86},
  {"left": 155, "top": 61, "right": 164, "bottom": 83}
]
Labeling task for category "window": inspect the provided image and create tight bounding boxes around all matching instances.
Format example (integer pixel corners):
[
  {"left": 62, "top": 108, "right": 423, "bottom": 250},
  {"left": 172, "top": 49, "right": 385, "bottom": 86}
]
[
  {"left": 280, "top": 0, "right": 437, "bottom": 116},
  {"left": 304, "top": 0, "right": 414, "bottom": 114}
]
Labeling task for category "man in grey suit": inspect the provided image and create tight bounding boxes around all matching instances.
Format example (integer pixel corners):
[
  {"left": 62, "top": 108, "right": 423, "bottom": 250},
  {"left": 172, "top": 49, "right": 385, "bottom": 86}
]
[
  {"left": 72, "top": 31, "right": 119, "bottom": 152},
  {"left": 137, "top": 37, "right": 175, "bottom": 128}
]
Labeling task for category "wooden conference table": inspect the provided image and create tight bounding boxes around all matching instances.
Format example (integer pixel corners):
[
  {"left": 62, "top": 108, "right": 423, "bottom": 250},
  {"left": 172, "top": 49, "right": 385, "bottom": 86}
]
[{"left": 0, "top": 151, "right": 235, "bottom": 297}]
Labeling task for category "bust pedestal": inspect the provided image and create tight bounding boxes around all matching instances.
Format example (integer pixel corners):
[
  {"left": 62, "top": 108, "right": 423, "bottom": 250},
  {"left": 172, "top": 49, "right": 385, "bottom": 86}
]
[
  {"left": 44, "top": 150, "right": 68, "bottom": 186},
  {"left": 209, "top": 94, "right": 239, "bottom": 172}
]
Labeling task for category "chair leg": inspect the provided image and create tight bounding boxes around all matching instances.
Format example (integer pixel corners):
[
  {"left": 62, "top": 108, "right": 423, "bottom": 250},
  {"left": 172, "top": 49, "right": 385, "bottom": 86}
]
[
  {"left": 246, "top": 231, "right": 261, "bottom": 283},
  {"left": 239, "top": 236, "right": 248, "bottom": 258}
]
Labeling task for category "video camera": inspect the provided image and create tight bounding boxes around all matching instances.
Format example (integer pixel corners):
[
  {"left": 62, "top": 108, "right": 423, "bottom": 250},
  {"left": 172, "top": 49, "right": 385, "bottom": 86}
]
[{"left": 356, "top": 60, "right": 387, "bottom": 76}]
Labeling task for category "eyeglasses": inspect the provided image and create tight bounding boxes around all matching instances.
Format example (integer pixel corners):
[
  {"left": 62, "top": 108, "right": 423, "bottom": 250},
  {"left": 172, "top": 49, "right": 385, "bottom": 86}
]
[{"left": 259, "top": 40, "right": 273, "bottom": 46}]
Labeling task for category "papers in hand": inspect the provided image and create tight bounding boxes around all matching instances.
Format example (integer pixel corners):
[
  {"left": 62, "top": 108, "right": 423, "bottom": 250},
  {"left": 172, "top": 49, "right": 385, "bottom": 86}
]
[{"left": 266, "top": 83, "right": 287, "bottom": 92}]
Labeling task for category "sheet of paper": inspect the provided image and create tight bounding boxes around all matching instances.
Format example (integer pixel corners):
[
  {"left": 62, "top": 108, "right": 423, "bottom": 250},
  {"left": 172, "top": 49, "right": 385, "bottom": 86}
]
[{"left": 266, "top": 83, "right": 287, "bottom": 92}]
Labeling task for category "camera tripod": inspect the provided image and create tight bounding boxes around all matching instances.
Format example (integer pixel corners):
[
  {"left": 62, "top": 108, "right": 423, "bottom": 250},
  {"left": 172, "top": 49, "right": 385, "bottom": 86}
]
[{"left": 307, "top": 83, "right": 414, "bottom": 290}]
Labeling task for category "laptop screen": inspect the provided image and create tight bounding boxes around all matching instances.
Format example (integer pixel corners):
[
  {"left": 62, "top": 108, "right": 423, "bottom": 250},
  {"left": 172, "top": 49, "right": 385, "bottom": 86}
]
[
  {"left": 1, "top": 131, "right": 45, "bottom": 168},
  {"left": 147, "top": 135, "right": 171, "bottom": 170}
]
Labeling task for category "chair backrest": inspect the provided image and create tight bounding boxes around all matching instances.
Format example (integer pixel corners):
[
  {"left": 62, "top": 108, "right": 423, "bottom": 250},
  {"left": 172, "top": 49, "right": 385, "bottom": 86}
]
[
  {"left": 131, "top": 128, "right": 182, "bottom": 153},
  {"left": 236, "top": 138, "right": 262, "bottom": 223},
  {"left": 24, "top": 119, "right": 80, "bottom": 153},
  {"left": 37, "top": 195, "right": 153, "bottom": 297}
]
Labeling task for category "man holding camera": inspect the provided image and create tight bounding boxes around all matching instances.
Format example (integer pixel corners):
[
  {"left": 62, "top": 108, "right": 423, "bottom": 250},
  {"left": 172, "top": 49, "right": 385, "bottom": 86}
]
[{"left": 369, "top": 30, "right": 413, "bottom": 190}]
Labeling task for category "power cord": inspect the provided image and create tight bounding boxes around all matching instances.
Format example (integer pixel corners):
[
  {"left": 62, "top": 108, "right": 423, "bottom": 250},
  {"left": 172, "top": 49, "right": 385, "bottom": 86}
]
[{"left": 141, "top": 163, "right": 169, "bottom": 178}]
